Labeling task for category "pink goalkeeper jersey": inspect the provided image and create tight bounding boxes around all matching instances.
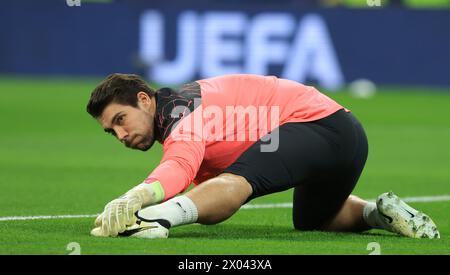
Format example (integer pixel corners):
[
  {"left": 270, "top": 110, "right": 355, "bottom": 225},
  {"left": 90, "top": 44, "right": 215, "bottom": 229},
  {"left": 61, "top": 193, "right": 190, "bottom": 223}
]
[{"left": 145, "top": 74, "right": 346, "bottom": 200}]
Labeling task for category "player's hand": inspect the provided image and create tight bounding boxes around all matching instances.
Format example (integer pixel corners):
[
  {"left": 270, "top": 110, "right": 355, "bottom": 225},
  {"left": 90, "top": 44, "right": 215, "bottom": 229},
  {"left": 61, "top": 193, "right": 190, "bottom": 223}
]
[
  {"left": 94, "top": 212, "right": 103, "bottom": 228},
  {"left": 99, "top": 194, "right": 143, "bottom": 237},
  {"left": 91, "top": 182, "right": 164, "bottom": 237}
]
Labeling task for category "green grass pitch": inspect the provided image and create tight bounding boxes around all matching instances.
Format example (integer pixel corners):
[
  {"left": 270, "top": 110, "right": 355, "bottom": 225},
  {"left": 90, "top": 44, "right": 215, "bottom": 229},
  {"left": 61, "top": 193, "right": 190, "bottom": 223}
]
[{"left": 0, "top": 76, "right": 449, "bottom": 255}]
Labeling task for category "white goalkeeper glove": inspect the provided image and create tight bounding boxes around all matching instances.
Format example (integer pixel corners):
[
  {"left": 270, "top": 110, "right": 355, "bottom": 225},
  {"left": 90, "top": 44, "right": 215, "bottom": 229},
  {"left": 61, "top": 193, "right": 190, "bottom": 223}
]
[{"left": 92, "top": 182, "right": 165, "bottom": 237}]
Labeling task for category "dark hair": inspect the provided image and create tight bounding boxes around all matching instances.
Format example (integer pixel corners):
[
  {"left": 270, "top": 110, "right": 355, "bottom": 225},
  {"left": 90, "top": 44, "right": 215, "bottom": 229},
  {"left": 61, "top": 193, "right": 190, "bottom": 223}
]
[{"left": 86, "top": 73, "right": 156, "bottom": 118}]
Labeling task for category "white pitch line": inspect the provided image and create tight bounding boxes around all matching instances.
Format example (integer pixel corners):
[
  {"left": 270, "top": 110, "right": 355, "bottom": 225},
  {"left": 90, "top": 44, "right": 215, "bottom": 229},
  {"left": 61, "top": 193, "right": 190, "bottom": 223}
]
[
  {"left": 401, "top": 195, "right": 450, "bottom": 203},
  {"left": 0, "top": 214, "right": 98, "bottom": 222},
  {"left": 241, "top": 195, "right": 450, "bottom": 209},
  {"left": 1, "top": 195, "right": 449, "bottom": 222},
  {"left": 241, "top": 203, "right": 293, "bottom": 209}
]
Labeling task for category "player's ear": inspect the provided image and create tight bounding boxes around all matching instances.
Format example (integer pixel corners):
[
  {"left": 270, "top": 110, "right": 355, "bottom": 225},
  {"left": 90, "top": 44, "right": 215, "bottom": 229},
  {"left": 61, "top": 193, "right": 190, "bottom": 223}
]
[{"left": 137, "top": 91, "right": 151, "bottom": 106}]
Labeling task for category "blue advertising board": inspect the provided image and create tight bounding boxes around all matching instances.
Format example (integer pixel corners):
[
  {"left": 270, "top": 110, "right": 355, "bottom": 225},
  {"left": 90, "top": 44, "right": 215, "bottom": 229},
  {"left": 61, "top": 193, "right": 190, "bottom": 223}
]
[{"left": 1, "top": 0, "right": 449, "bottom": 90}]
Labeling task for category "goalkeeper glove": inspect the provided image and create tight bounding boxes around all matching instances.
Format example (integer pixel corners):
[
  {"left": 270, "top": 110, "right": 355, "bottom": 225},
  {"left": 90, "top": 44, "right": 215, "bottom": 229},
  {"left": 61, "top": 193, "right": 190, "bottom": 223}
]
[{"left": 93, "top": 182, "right": 165, "bottom": 237}]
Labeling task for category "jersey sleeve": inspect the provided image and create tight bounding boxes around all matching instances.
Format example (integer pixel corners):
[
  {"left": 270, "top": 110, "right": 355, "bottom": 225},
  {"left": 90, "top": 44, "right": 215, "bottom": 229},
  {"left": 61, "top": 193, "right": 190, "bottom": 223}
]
[{"left": 144, "top": 107, "right": 206, "bottom": 201}]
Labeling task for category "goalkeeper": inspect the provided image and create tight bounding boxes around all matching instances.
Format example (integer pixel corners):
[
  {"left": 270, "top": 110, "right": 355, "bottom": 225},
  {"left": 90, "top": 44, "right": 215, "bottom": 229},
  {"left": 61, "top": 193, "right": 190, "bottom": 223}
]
[{"left": 86, "top": 73, "right": 439, "bottom": 239}]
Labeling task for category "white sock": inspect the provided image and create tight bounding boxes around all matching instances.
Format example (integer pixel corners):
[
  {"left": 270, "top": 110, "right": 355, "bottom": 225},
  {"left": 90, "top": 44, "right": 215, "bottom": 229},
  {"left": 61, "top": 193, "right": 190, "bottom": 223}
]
[
  {"left": 362, "top": 202, "right": 384, "bottom": 229},
  {"left": 136, "top": 195, "right": 198, "bottom": 228}
]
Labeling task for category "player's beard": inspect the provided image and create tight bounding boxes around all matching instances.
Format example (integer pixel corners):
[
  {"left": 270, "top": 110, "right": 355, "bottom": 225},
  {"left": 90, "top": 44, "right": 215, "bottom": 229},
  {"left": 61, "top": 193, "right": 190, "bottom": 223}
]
[
  {"left": 127, "top": 132, "right": 155, "bottom": 151},
  {"left": 134, "top": 114, "right": 157, "bottom": 151},
  {"left": 137, "top": 135, "right": 155, "bottom": 151}
]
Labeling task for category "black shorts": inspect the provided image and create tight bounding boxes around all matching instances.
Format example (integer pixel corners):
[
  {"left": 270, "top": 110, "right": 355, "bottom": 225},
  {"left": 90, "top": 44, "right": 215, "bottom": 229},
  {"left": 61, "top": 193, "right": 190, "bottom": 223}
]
[{"left": 223, "top": 109, "right": 368, "bottom": 230}]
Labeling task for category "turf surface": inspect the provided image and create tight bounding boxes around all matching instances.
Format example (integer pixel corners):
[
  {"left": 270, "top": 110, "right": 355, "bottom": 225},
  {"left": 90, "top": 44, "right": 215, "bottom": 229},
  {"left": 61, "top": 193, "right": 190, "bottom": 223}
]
[{"left": 0, "top": 76, "right": 449, "bottom": 255}]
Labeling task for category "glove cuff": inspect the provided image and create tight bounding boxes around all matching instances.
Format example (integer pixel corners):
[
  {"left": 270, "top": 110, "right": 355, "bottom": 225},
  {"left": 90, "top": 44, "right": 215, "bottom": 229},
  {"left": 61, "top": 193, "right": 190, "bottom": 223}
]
[{"left": 124, "top": 182, "right": 165, "bottom": 207}]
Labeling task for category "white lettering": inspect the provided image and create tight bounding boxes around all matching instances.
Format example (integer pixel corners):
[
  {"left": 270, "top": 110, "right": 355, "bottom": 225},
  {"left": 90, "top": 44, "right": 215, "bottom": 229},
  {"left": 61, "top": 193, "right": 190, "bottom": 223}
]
[
  {"left": 141, "top": 11, "right": 198, "bottom": 84},
  {"left": 246, "top": 13, "right": 294, "bottom": 75},
  {"left": 282, "top": 14, "right": 343, "bottom": 90},
  {"left": 140, "top": 11, "right": 344, "bottom": 91},
  {"left": 201, "top": 12, "right": 246, "bottom": 77}
]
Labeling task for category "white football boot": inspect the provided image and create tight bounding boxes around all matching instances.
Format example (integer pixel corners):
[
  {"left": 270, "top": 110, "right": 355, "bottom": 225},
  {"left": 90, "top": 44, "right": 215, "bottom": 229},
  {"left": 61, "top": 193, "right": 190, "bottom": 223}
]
[
  {"left": 376, "top": 192, "right": 440, "bottom": 239},
  {"left": 90, "top": 219, "right": 169, "bottom": 238},
  {"left": 118, "top": 219, "right": 170, "bottom": 239}
]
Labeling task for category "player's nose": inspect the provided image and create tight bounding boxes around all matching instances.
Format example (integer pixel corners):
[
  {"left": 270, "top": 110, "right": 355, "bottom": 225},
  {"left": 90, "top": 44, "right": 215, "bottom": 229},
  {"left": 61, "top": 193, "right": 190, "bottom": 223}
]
[{"left": 114, "top": 126, "right": 129, "bottom": 142}]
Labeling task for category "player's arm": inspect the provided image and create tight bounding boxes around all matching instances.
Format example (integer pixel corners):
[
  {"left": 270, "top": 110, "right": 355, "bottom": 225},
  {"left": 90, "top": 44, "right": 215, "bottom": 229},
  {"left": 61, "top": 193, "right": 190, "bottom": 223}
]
[
  {"left": 144, "top": 137, "right": 206, "bottom": 201},
  {"left": 93, "top": 134, "right": 206, "bottom": 237}
]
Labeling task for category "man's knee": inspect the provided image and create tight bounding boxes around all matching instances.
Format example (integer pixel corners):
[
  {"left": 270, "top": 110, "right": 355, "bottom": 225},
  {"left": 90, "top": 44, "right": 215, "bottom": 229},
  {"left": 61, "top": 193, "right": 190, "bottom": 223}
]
[
  {"left": 293, "top": 216, "right": 321, "bottom": 231},
  {"left": 216, "top": 173, "right": 253, "bottom": 201},
  {"left": 292, "top": 205, "right": 335, "bottom": 231},
  {"left": 189, "top": 173, "right": 253, "bottom": 225},
  {"left": 213, "top": 173, "right": 253, "bottom": 215}
]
